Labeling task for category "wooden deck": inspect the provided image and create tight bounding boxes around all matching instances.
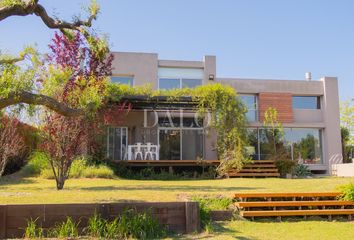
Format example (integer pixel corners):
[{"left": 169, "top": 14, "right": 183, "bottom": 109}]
[{"left": 113, "top": 160, "right": 220, "bottom": 167}]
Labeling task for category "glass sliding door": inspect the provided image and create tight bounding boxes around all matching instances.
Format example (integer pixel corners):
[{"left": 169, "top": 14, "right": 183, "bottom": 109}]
[
  {"left": 107, "top": 127, "right": 128, "bottom": 160},
  {"left": 182, "top": 129, "right": 204, "bottom": 160},
  {"left": 159, "top": 129, "right": 181, "bottom": 160}
]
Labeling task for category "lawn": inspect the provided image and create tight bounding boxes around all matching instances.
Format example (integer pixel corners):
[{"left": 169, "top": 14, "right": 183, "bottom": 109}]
[
  {"left": 181, "top": 221, "right": 354, "bottom": 240},
  {"left": 1, "top": 176, "right": 354, "bottom": 204},
  {"left": 1, "top": 176, "right": 354, "bottom": 239}
]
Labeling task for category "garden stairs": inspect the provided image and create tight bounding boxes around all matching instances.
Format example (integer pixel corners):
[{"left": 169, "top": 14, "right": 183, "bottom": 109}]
[
  {"left": 234, "top": 192, "right": 354, "bottom": 221},
  {"left": 228, "top": 160, "right": 280, "bottom": 178}
]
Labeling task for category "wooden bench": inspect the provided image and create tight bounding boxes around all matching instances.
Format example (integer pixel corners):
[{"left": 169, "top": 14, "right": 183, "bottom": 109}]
[{"left": 235, "top": 200, "right": 354, "bottom": 208}]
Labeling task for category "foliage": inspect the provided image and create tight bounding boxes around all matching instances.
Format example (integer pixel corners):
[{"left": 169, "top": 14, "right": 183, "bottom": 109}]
[
  {"left": 114, "top": 164, "right": 216, "bottom": 180},
  {"left": 107, "top": 83, "right": 248, "bottom": 175},
  {"left": 39, "top": 156, "right": 114, "bottom": 179},
  {"left": 192, "top": 195, "right": 233, "bottom": 231},
  {"left": 40, "top": 115, "right": 87, "bottom": 190},
  {"left": 0, "top": 115, "right": 26, "bottom": 177},
  {"left": 21, "top": 151, "right": 50, "bottom": 176},
  {"left": 292, "top": 164, "right": 312, "bottom": 178},
  {"left": 275, "top": 159, "right": 297, "bottom": 177},
  {"left": 85, "top": 209, "right": 166, "bottom": 239},
  {"left": 340, "top": 100, "right": 354, "bottom": 146},
  {"left": 263, "top": 107, "right": 285, "bottom": 157},
  {"left": 24, "top": 218, "right": 44, "bottom": 239},
  {"left": 341, "top": 127, "right": 352, "bottom": 163},
  {"left": 338, "top": 183, "right": 354, "bottom": 201},
  {"left": 49, "top": 217, "right": 79, "bottom": 239}
]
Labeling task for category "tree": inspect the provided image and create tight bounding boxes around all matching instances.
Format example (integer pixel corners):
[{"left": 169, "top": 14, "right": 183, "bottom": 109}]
[
  {"left": 340, "top": 100, "right": 354, "bottom": 145},
  {"left": 263, "top": 107, "right": 285, "bottom": 157},
  {"left": 41, "top": 114, "right": 87, "bottom": 190},
  {"left": 0, "top": 0, "right": 106, "bottom": 116},
  {"left": 0, "top": 115, "right": 25, "bottom": 176}
]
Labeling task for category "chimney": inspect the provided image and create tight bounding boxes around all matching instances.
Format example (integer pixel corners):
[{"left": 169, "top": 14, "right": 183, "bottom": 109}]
[{"left": 305, "top": 72, "right": 312, "bottom": 81}]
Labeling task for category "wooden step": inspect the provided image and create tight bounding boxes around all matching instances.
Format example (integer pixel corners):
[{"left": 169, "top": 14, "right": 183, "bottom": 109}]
[
  {"left": 237, "top": 168, "right": 279, "bottom": 173},
  {"left": 243, "top": 164, "right": 276, "bottom": 168},
  {"left": 235, "top": 200, "right": 354, "bottom": 208},
  {"left": 229, "top": 172, "right": 280, "bottom": 177},
  {"left": 241, "top": 209, "right": 354, "bottom": 217},
  {"left": 250, "top": 160, "right": 275, "bottom": 164},
  {"left": 234, "top": 192, "right": 341, "bottom": 199}
]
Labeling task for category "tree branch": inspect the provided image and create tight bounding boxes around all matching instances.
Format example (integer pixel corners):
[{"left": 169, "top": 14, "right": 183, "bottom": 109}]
[
  {"left": 0, "top": 0, "right": 97, "bottom": 30},
  {"left": 0, "top": 91, "right": 86, "bottom": 117}
]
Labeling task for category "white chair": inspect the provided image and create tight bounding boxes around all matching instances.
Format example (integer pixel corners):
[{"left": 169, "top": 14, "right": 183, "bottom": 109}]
[
  {"left": 144, "top": 143, "right": 158, "bottom": 160},
  {"left": 134, "top": 143, "right": 144, "bottom": 160}
]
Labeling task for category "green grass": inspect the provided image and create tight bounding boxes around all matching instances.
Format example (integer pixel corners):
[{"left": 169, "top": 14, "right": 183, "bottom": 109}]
[
  {"left": 2, "top": 176, "right": 354, "bottom": 239},
  {"left": 181, "top": 221, "right": 354, "bottom": 240},
  {"left": 0, "top": 176, "right": 354, "bottom": 204}
]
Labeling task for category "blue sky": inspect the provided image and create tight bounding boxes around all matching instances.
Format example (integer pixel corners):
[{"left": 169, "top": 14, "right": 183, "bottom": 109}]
[{"left": 0, "top": 0, "right": 353, "bottom": 100}]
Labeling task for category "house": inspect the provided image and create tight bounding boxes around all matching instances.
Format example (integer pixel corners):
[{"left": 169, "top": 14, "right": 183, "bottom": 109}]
[{"left": 107, "top": 52, "right": 342, "bottom": 175}]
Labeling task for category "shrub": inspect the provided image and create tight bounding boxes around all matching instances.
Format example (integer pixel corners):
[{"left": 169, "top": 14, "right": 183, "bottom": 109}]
[
  {"left": 118, "top": 208, "right": 166, "bottom": 239},
  {"left": 49, "top": 217, "right": 79, "bottom": 238},
  {"left": 338, "top": 183, "right": 354, "bottom": 201},
  {"left": 85, "top": 209, "right": 166, "bottom": 239},
  {"left": 21, "top": 151, "right": 50, "bottom": 176},
  {"left": 275, "top": 159, "right": 297, "bottom": 177},
  {"left": 85, "top": 212, "right": 106, "bottom": 238},
  {"left": 24, "top": 218, "right": 43, "bottom": 239},
  {"left": 292, "top": 164, "right": 312, "bottom": 178},
  {"left": 39, "top": 156, "right": 114, "bottom": 179},
  {"left": 192, "top": 196, "right": 233, "bottom": 231},
  {"left": 82, "top": 165, "right": 114, "bottom": 179}
]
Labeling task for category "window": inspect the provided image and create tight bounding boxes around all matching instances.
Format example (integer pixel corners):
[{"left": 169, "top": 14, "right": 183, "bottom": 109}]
[
  {"left": 255, "top": 127, "right": 322, "bottom": 164},
  {"left": 111, "top": 76, "right": 134, "bottom": 86},
  {"left": 107, "top": 127, "right": 128, "bottom": 160},
  {"left": 292, "top": 96, "right": 320, "bottom": 109},
  {"left": 158, "top": 67, "right": 203, "bottom": 90},
  {"left": 159, "top": 78, "right": 180, "bottom": 90},
  {"left": 159, "top": 78, "right": 202, "bottom": 90},
  {"left": 158, "top": 117, "right": 204, "bottom": 160},
  {"left": 240, "top": 94, "right": 258, "bottom": 122}
]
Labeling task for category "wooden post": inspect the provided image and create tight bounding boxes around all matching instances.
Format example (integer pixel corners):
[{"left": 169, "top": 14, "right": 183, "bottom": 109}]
[
  {"left": 0, "top": 205, "right": 7, "bottom": 239},
  {"left": 185, "top": 202, "right": 200, "bottom": 233},
  {"left": 99, "top": 203, "right": 110, "bottom": 220}
]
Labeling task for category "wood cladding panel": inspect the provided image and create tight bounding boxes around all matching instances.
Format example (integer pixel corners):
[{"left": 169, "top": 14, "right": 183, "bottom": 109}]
[{"left": 259, "top": 92, "right": 293, "bottom": 123}]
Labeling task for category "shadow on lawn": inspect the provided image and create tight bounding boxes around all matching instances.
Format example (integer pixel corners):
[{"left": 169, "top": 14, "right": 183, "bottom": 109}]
[
  {"left": 170, "top": 221, "right": 259, "bottom": 240},
  {"left": 75, "top": 185, "right": 262, "bottom": 192},
  {"left": 0, "top": 175, "right": 36, "bottom": 187}
]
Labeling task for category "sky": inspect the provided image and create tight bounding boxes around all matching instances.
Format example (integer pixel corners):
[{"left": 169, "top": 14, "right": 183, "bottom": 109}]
[{"left": 0, "top": 0, "right": 353, "bottom": 101}]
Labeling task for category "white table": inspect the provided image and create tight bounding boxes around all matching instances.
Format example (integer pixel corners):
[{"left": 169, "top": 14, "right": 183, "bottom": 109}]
[{"left": 127, "top": 144, "right": 159, "bottom": 160}]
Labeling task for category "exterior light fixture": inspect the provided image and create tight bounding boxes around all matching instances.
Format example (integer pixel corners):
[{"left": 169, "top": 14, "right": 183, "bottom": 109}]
[{"left": 208, "top": 74, "right": 215, "bottom": 81}]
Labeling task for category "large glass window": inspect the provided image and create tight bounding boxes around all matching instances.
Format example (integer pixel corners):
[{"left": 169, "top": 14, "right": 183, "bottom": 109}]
[
  {"left": 111, "top": 76, "right": 134, "bottom": 86},
  {"left": 287, "top": 128, "right": 322, "bottom": 164},
  {"left": 159, "top": 78, "right": 180, "bottom": 90},
  {"left": 292, "top": 96, "right": 320, "bottom": 109},
  {"left": 158, "top": 67, "right": 203, "bottom": 90},
  {"left": 254, "top": 127, "right": 322, "bottom": 164},
  {"left": 158, "top": 117, "right": 204, "bottom": 160},
  {"left": 159, "top": 78, "right": 202, "bottom": 90},
  {"left": 107, "top": 127, "right": 128, "bottom": 160},
  {"left": 240, "top": 94, "right": 258, "bottom": 122},
  {"left": 246, "top": 128, "right": 259, "bottom": 160}
]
